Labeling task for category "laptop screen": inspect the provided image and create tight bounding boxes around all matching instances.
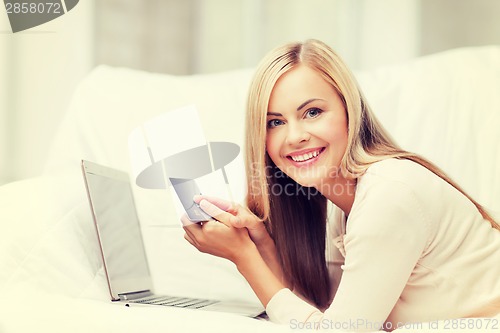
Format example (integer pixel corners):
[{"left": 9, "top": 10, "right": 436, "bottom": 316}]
[{"left": 82, "top": 161, "right": 153, "bottom": 300}]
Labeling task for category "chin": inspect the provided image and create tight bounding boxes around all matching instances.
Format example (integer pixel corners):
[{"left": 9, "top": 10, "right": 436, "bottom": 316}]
[{"left": 289, "top": 176, "right": 321, "bottom": 189}]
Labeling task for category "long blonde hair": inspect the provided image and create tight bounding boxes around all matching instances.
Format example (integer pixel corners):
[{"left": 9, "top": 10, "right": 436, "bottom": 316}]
[{"left": 244, "top": 39, "right": 499, "bottom": 307}]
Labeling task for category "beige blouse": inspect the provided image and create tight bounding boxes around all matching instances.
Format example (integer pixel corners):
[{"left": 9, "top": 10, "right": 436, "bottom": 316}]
[{"left": 266, "top": 159, "right": 500, "bottom": 331}]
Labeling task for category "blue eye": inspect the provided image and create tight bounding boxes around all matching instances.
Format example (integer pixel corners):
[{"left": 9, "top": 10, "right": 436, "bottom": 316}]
[
  {"left": 267, "top": 119, "right": 284, "bottom": 128},
  {"left": 305, "top": 108, "right": 322, "bottom": 119}
]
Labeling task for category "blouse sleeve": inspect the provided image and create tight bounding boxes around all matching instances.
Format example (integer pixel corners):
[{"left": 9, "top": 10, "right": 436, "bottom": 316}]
[{"left": 265, "top": 180, "right": 430, "bottom": 331}]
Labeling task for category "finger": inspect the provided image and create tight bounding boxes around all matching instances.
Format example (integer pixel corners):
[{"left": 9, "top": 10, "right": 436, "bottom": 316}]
[
  {"left": 183, "top": 228, "right": 197, "bottom": 246},
  {"left": 193, "top": 195, "right": 235, "bottom": 213},
  {"left": 184, "top": 233, "right": 196, "bottom": 247},
  {"left": 238, "top": 210, "right": 263, "bottom": 229},
  {"left": 193, "top": 196, "right": 262, "bottom": 228},
  {"left": 180, "top": 213, "right": 200, "bottom": 227},
  {"left": 183, "top": 217, "right": 203, "bottom": 245},
  {"left": 199, "top": 199, "right": 237, "bottom": 228}
]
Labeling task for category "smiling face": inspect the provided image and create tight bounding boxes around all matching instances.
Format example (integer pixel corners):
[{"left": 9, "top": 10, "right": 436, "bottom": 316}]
[{"left": 266, "top": 64, "right": 348, "bottom": 189}]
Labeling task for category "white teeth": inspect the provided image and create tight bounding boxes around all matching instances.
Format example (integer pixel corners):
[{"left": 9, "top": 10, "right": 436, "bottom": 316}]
[{"left": 290, "top": 149, "right": 321, "bottom": 162}]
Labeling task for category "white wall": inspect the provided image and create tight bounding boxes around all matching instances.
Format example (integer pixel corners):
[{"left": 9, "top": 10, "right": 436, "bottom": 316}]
[
  {"left": 0, "top": 0, "right": 94, "bottom": 184},
  {"left": 354, "top": 0, "right": 420, "bottom": 70},
  {"left": 420, "top": 0, "right": 500, "bottom": 55},
  {"left": 193, "top": 0, "right": 420, "bottom": 73}
]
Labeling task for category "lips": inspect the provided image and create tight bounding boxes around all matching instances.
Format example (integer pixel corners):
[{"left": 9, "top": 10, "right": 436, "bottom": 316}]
[{"left": 287, "top": 147, "right": 325, "bottom": 163}]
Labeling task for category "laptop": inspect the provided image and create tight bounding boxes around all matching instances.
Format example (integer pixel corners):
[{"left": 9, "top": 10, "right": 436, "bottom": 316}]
[{"left": 81, "top": 160, "right": 265, "bottom": 318}]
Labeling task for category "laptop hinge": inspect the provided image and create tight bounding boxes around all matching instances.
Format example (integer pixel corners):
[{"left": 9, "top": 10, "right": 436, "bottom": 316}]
[{"left": 118, "top": 290, "right": 152, "bottom": 301}]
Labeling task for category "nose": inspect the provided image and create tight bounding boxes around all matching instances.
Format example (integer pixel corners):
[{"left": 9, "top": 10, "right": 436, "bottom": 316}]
[{"left": 285, "top": 121, "right": 310, "bottom": 146}]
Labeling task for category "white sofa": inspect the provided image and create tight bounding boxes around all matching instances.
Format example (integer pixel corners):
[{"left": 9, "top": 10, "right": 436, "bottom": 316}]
[{"left": 1, "top": 46, "right": 499, "bottom": 332}]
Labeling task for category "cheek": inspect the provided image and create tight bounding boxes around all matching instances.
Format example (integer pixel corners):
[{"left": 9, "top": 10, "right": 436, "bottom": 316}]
[
  {"left": 265, "top": 131, "right": 283, "bottom": 163},
  {"left": 328, "top": 128, "right": 348, "bottom": 147},
  {"left": 327, "top": 132, "right": 349, "bottom": 164},
  {"left": 318, "top": 118, "right": 348, "bottom": 150},
  {"left": 265, "top": 135, "right": 277, "bottom": 159}
]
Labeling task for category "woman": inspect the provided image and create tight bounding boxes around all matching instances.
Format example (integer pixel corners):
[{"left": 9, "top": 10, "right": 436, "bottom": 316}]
[{"left": 182, "top": 39, "right": 500, "bottom": 331}]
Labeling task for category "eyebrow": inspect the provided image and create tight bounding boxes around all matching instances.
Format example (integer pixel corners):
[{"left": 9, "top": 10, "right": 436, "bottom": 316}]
[
  {"left": 267, "top": 98, "right": 325, "bottom": 117},
  {"left": 297, "top": 98, "right": 324, "bottom": 111}
]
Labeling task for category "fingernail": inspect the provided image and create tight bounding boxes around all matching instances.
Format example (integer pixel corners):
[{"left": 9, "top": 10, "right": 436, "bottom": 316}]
[
  {"left": 199, "top": 199, "right": 219, "bottom": 216},
  {"left": 193, "top": 194, "right": 202, "bottom": 203}
]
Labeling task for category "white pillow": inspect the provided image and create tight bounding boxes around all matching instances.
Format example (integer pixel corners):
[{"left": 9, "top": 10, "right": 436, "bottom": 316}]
[
  {"left": 45, "top": 66, "right": 254, "bottom": 173},
  {"left": 0, "top": 174, "right": 108, "bottom": 299},
  {"left": 355, "top": 46, "right": 500, "bottom": 210}
]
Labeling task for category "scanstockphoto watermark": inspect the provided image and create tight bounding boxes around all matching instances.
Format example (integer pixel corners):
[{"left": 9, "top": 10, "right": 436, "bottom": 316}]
[
  {"left": 289, "top": 318, "right": 499, "bottom": 331},
  {"left": 3, "top": 0, "right": 79, "bottom": 33},
  {"left": 248, "top": 162, "right": 358, "bottom": 199},
  {"left": 289, "top": 318, "right": 412, "bottom": 331}
]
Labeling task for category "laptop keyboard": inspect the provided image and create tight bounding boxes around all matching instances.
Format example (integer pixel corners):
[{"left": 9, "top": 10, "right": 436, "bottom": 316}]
[{"left": 131, "top": 295, "right": 219, "bottom": 309}]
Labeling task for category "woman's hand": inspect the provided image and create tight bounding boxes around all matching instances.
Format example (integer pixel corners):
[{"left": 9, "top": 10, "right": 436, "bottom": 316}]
[
  {"left": 184, "top": 196, "right": 290, "bottom": 293},
  {"left": 182, "top": 216, "right": 285, "bottom": 309},
  {"left": 182, "top": 215, "right": 256, "bottom": 264},
  {"left": 182, "top": 214, "right": 285, "bottom": 309},
  {"left": 193, "top": 195, "right": 270, "bottom": 246}
]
